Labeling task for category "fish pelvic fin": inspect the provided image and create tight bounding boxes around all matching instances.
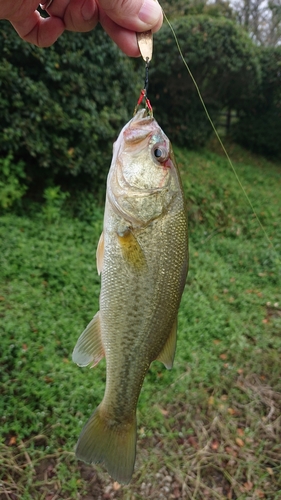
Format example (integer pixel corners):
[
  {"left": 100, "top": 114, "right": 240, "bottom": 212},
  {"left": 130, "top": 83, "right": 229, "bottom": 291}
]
[
  {"left": 75, "top": 405, "right": 137, "bottom": 485},
  {"left": 156, "top": 318, "right": 177, "bottom": 370},
  {"left": 72, "top": 312, "right": 104, "bottom": 367}
]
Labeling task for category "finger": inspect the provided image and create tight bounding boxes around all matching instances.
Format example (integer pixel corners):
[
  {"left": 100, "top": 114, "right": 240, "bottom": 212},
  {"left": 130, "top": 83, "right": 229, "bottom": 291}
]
[
  {"left": 100, "top": 12, "right": 139, "bottom": 57},
  {"left": 98, "top": 0, "right": 163, "bottom": 33},
  {"left": 11, "top": 11, "right": 64, "bottom": 47},
  {"left": 48, "top": 0, "right": 99, "bottom": 33}
]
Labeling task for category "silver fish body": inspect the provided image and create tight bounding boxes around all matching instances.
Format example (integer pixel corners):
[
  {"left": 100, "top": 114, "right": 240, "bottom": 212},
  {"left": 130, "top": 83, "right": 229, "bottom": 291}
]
[{"left": 72, "top": 109, "right": 188, "bottom": 483}]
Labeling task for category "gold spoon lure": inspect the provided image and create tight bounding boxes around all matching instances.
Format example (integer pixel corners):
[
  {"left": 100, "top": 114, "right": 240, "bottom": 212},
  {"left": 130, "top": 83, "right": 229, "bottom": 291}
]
[{"left": 137, "top": 30, "right": 153, "bottom": 64}]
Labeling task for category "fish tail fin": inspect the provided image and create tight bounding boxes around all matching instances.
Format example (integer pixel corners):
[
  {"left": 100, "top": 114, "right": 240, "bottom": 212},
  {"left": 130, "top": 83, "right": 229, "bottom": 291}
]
[{"left": 75, "top": 405, "right": 137, "bottom": 484}]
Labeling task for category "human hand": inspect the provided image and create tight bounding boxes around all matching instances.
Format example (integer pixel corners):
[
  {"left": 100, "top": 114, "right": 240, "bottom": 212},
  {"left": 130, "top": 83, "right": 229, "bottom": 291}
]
[{"left": 0, "top": 0, "right": 163, "bottom": 55}]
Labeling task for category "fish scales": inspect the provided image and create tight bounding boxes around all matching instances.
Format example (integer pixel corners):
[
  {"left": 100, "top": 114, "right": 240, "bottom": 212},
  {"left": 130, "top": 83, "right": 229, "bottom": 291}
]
[
  {"left": 101, "top": 208, "right": 187, "bottom": 414},
  {"left": 72, "top": 109, "right": 188, "bottom": 484}
]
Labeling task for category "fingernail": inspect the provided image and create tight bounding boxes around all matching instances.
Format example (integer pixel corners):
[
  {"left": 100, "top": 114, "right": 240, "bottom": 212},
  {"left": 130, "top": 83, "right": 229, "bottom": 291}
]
[
  {"left": 138, "top": 0, "right": 161, "bottom": 26},
  {"left": 82, "top": 0, "right": 95, "bottom": 21}
]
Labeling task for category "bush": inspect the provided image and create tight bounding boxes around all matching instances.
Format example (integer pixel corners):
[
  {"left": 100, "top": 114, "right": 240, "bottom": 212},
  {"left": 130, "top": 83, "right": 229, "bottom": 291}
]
[
  {"left": 149, "top": 16, "right": 260, "bottom": 148},
  {"left": 0, "top": 154, "right": 27, "bottom": 209},
  {"left": 0, "top": 22, "right": 139, "bottom": 199},
  {"left": 233, "top": 47, "right": 281, "bottom": 158}
]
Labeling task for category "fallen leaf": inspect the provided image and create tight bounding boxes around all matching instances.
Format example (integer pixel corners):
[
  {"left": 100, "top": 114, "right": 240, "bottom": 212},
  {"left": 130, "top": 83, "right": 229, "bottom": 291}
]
[
  {"left": 225, "top": 446, "right": 237, "bottom": 457},
  {"left": 211, "top": 439, "right": 220, "bottom": 450},
  {"left": 220, "top": 353, "right": 228, "bottom": 360},
  {"left": 243, "top": 481, "right": 253, "bottom": 491},
  {"left": 158, "top": 406, "right": 169, "bottom": 416},
  {"left": 113, "top": 481, "right": 121, "bottom": 491},
  {"left": 187, "top": 436, "right": 198, "bottom": 449},
  {"left": 266, "top": 467, "right": 274, "bottom": 476},
  {"left": 208, "top": 396, "right": 215, "bottom": 405},
  {"left": 237, "top": 428, "right": 244, "bottom": 436},
  {"left": 173, "top": 487, "right": 181, "bottom": 499},
  {"left": 255, "top": 490, "right": 265, "bottom": 498},
  {"left": 235, "top": 437, "right": 244, "bottom": 447},
  {"left": 8, "top": 436, "right": 17, "bottom": 446},
  {"left": 228, "top": 408, "right": 235, "bottom": 415}
]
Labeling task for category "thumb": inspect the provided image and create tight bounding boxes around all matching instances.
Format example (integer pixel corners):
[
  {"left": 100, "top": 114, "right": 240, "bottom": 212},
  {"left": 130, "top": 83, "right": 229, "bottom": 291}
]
[{"left": 98, "top": 0, "right": 163, "bottom": 32}]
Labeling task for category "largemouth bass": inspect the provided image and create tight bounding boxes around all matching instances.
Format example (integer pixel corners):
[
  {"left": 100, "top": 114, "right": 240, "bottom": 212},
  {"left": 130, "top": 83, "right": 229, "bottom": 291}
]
[{"left": 72, "top": 109, "right": 188, "bottom": 484}]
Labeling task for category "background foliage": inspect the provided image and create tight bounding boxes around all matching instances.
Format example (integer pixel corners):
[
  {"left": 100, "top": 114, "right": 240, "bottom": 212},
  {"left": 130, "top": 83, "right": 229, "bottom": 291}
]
[
  {"left": 149, "top": 15, "right": 260, "bottom": 148},
  {"left": 0, "top": 22, "right": 139, "bottom": 199},
  {"left": 1, "top": 145, "right": 280, "bottom": 498},
  {"left": 233, "top": 46, "right": 281, "bottom": 158},
  {"left": 1, "top": 5, "right": 281, "bottom": 205},
  {"left": 1, "top": 4, "right": 281, "bottom": 497}
]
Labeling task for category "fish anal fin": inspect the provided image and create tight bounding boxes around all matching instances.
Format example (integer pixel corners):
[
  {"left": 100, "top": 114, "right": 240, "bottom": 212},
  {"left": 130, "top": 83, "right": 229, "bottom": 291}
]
[
  {"left": 75, "top": 404, "right": 137, "bottom": 484},
  {"left": 96, "top": 232, "right": 104, "bottom": 275},
  {"left": 72, "top": 311, "right": 104, "bottom": 367},
  {"left": 117, "top": 229, "right": 147, "bottom": 272},
  {"left": 156, "top": 319, "right": 177, "bottom": 370}
]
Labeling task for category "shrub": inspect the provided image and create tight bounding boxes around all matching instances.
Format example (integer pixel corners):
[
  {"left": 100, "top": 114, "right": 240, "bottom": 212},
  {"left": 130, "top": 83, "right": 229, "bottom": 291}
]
[
  {"left": 233, "top": 46, "right": 281, "bottom": 158},
  {"left": 0, "top": 154, "right": 27, "bottom": 209},
  {"left": 0, "top": 22, "right": 139, "bottom": 197},
  {"left": 149, "top": 15, "right": 260, "bottom": 147}
]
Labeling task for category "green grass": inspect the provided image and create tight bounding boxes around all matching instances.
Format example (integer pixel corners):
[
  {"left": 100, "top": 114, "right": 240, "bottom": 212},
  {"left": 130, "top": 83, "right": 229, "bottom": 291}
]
[{"left": 0, "top": 143, "right": 281, "bottom": 499}]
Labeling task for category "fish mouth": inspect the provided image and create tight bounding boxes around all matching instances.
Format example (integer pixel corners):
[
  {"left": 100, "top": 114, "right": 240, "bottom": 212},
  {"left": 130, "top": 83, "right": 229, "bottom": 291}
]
[
  {"left": 124, "top": 110, "right": 155, "bottom": 144},
  {"left": 130, "top": 109, "right": 154, "bottom": 128}
]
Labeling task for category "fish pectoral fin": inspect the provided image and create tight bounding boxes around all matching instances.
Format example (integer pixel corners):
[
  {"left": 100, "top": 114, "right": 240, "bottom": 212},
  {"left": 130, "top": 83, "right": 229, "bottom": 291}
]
[
  {"left": 75, "top": 404, "right": 137, "bottom": 484},
  {"left": 117, "top": 228, "right": 147, "bottom": 272},
  {"left": 72, "top": 311, "right": 104, "bottom": 367},
  {"left": 156, "top": 319, "right": 177, "bottom": 370},
  {"left": 96, "top": 231, "right": 104, "bottom": 275}
]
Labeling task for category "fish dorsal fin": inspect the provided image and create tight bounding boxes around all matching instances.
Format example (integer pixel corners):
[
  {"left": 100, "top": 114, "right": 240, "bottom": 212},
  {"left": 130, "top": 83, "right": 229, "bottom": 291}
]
[
  {"left": 156, "top": 319, "right": 177, "bottom": 370},
  {"left": 96, "top": 232, "right": 104, "bottom": 275},
  {"left": 72, "top": 312, "right": 104, "bottom": 367},
  {"left": 117, "top": 229, "right": 147, "bottom": 272}
]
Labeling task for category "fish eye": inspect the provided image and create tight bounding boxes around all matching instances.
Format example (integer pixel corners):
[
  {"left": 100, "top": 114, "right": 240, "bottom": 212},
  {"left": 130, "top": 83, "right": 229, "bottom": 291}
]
[{"left": 152, "top": 145, "right": 168, "bottom": 163}]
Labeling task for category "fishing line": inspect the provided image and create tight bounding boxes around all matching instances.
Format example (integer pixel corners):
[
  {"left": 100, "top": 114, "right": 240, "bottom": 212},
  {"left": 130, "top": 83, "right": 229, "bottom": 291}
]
[{"left": 162, "top": 10, "right": 275, "bottom": 250}]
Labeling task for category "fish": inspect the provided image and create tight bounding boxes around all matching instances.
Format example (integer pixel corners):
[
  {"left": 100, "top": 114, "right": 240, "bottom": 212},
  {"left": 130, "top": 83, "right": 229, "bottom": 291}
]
[{"left": 72, "top": 109, "right": 188, "bottom": 484}]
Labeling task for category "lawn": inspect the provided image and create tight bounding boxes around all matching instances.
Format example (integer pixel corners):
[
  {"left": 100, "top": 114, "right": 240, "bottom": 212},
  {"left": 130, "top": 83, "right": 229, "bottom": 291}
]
[{"left": 0, "top": 142, "right": 281, "bottom": 499}]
